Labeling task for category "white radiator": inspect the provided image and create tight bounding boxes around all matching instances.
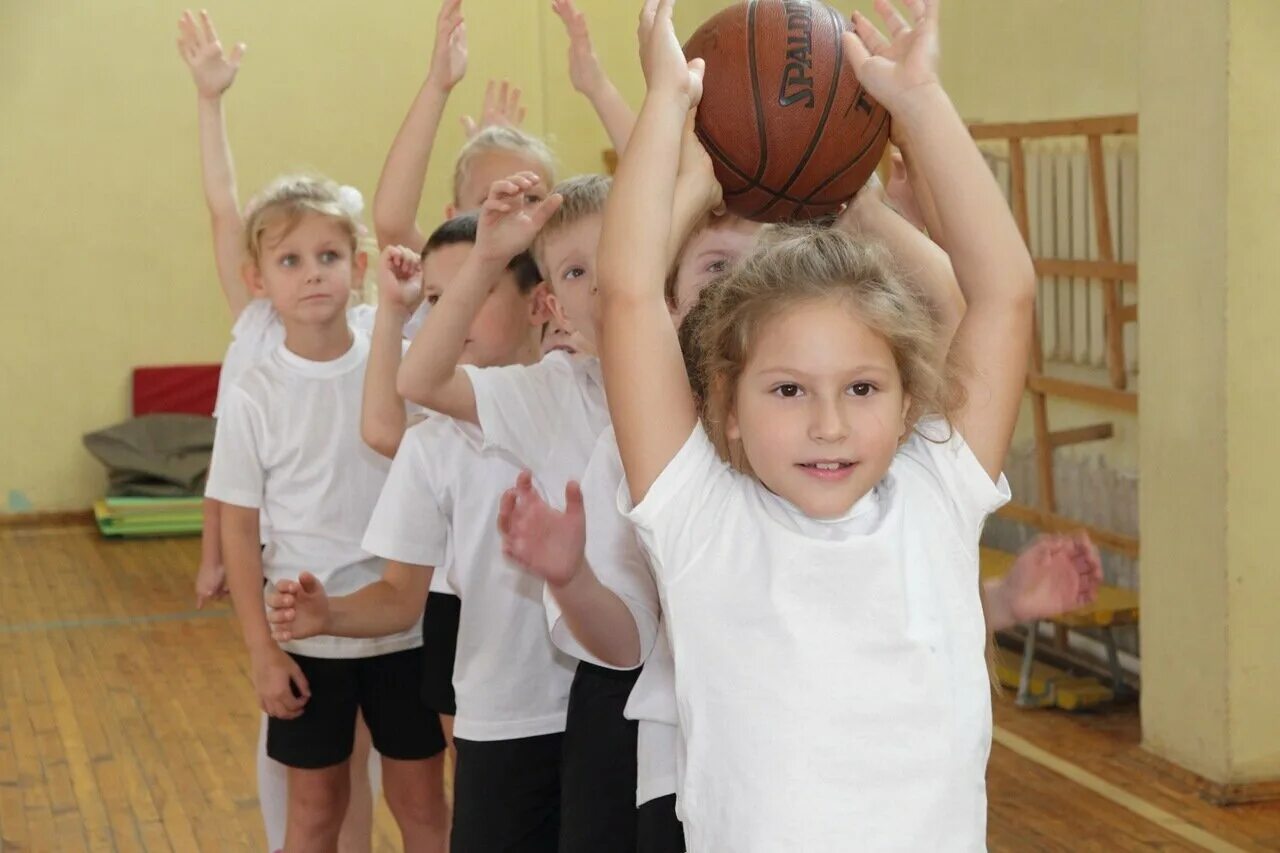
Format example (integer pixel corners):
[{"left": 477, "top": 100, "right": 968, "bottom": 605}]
[{"left": 981, "top": 139, "right": 1140, "bottom": 376}]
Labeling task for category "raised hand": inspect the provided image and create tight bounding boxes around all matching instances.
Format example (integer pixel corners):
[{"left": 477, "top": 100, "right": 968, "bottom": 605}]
[
  {"left": 176, "top": 9, "right": 245, "bottom": 100},
  {"left": 377, "top": 245, "right": 424, "bottom": 310},
  {"left": 638, "top": 0, "right": 704, "bottom": 105},
  {"left": 497, "top": 471, "right": 587, "bottom": 588},
  {"left": 553, "top": 0, "right": 606, "bottom": 97},
  {"left": 461, "top": 79, "right": 527, "bottom": 138},
  {"left": 250, "top": 645, "right": 310, "bottom": 720},
  {"left": 427, "top": 0, "right": 467, "bottom": 93},
  {"left": 474, "top": 172, "right": 564, "bottom": 264},
  {"left": 266, "top": 572, "right": 332, "bottom": 643},
  {"left": 675, "top": 109, "right": 724, "bottom": 219},
  {"left": 1003, "top": 533, "right": 1103, "bottom": 623},
  {"left": 845, "top": 0, "right": 941, "bottom": 112}
]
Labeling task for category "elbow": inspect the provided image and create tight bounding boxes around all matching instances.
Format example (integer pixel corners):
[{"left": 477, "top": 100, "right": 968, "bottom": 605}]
[
  {"left": 395, "top": 369, "right": 433, "bottom": 409},
  {"left": 361, "top": 422, "right": 400, "bottom": 461}
]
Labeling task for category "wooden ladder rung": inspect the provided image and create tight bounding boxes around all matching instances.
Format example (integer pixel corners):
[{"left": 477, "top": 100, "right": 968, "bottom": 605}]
[{"left": 1048, "top": 423, "right": 1114, "bottom": 449}]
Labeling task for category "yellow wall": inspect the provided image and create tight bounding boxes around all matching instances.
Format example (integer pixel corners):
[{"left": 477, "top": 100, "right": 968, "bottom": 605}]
[
  {"left": 1, "top": 0, "right": 1141, "bottom": 512},
  {"left": 1140, "top": 0, "right": 1280, "bottom": 785}
]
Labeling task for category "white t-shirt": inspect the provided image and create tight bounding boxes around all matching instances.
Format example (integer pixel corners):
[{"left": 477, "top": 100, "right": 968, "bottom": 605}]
[
  {"left": 362, "top": 415, "right": 577, "bottom": 742},
  {"left": 623, "top": 419, "right": 1009, "bottom": 853},
  {"left": 543, "top": 427, "right": 676, "bottom": 807},
  {"left": 206, "top": 328, "right": 423, "bottom": 660},
  {"left": 461, "top": 351, "right": 611, "bottom": 510},
  {"left": 214, "top": 299, "right": 379, "bottom": 418}
]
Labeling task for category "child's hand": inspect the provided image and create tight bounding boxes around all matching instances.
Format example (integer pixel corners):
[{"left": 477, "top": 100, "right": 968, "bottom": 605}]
[
  {"left": 194, "top": 560, "right": 229, "bottom": 609},
  {"left": 249, "top": 644, "right": 310, "bottom": 720},
  {"left": 883, "top": 151, "right": 927, "bottom": 231},
  {"left": 676, "top": 110, "right": 724, "bottom": 219},
  {"left": 553, "top": 0, "right": 606, "bottom": 98},
  {"left": 474, "top": 172, "right": 564, "bottom": 264},
  {"left": 497, "top": 471, "right": 587, "bottom": 589},
  {"left": 1003, "top": 533, "right": 1104, "bottom": 623},
  {"left": 426, "top": 0, "right": 467, "bottom": 93},
  {"left": 377, "top": 245, "right": 424, "bottom": 311},
  {"left": 845, "top": 0, "right": 941, "bottom": 114},
  {"left": 176, "top": 9, "right": 245, "bottom": 100},
  {"left": 461, "top": 80, "right": 526, "bottom": 138},
  {"left": 266, "top": 572, "right": 331, "bottom": 643},
  {"left": 638, "top": 0, "right": 705, "bottom": 106}
]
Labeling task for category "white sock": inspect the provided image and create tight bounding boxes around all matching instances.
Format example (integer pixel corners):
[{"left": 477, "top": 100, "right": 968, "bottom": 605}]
[{"left": 257, "top": 713, "right": 288, "bottom": 852}]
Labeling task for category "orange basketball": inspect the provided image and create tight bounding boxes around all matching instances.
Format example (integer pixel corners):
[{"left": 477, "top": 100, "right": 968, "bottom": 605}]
[{"left": 684, "top": 0, "right": 891, "bottom": 222}]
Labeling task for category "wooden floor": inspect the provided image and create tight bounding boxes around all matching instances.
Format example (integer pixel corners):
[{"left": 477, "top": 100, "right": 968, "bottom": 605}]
[{"left": 1, "top": 527, "right": 1278, "bottom": 852}]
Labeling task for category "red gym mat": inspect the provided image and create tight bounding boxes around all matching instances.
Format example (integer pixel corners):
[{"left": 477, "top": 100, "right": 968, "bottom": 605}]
[{"left": 132, "top": 365, "right": 221, "bottom": 417}]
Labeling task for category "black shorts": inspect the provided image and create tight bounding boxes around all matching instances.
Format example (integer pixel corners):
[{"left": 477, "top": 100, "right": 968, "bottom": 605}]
[
  {"left": 421, "top": 592, "right": 460, "bottom": 716},
  {"left": 267, "top": 647, "right": 446, "bottom": 769},
  {"left": 559, "top": 662, "right": 642, "bottom": 853},
  {"left": 638, "top": 794, "right": 686, "bottom": 853},
  {"left": 451, "top": 732, "right": 562, "bottom": 853}
]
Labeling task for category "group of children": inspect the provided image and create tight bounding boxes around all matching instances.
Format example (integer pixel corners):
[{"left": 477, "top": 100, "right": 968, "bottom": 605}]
[{"left": 184, "top": 0, "right": 1104, "bottom": 850}]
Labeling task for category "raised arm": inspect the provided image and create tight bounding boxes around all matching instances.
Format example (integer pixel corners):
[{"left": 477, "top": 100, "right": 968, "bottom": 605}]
[
  {"left": 397, "top": 172, "right": 561, "bottom": 422},
  {"left": 177, "top": 9, "right": 250, "bottom": 318},
  {"left": 553, "top": 0, "right": 637, "bottom": 154},
  {"left": 372, "top": 0, "right": 466, "bottom": 249},
  {"left": 836, "top": 174, "right": 964, "bottom": 359},
  {"left": 848, "top": 0, "right": 1036, "bottom": 480},
  {"left": 362, "top": 246, "right": 425, "bottom": 458},
  {"left": 598, "top": 0, "right": 709, "bottom": 502}
]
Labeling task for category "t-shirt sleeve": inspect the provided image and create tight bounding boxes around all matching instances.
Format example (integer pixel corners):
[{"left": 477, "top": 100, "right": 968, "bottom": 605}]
[
  {"left": 204, "top": 387, "right": 266, "bottom": 509},
  {"left": 898, "top": 418, "right": 1011, "bottom": 539},
  {"left": 461, "top": 356, "right": 567, "bottom": 470},
  {"left": 214, "top": 299, "right": 281, "bottom": 418},
  {"left": 620, "top": 423, "right": 738, "bottom": 587},
  {"left": 544, "top": 432, "right": 661, "bottom": 669},
  {"left": 361, "top": 429, "right": 449, "bottom": 568}
]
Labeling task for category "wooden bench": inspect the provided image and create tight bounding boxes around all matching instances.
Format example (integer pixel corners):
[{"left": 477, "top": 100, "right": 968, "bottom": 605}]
[{"left": 981, "top": 547, "right": 1139, "bottom": 709}]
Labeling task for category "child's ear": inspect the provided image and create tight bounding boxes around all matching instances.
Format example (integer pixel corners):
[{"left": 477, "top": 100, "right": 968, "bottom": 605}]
[
  {"left": 241, "top": 260, "right": 266, "bottom": 297},
  {"left": 544, "top": 289, "right": 571, "bottom": 329},
  {"left": 528, "top": 282, "right": 553, "bottom": 325},
  {"left": 444, "top": 204, "right": 457, "bottom": 220},
  {"left": 352, "top": 250, "right": 369, "bottom": 283},
  {"left": 899, "top": 394, "right": 913, "bottom": 442}
]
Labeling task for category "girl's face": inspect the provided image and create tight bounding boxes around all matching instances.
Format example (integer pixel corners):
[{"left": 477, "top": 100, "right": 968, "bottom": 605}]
[
  {"left": 252, "top": 213, "right": 363, "bottom": 326},
  {"left": 726, "top": 298, "right": 910, "bottom": 519},
  {"left": 671, "top": 217, "right": 763, "bottom": 322}
]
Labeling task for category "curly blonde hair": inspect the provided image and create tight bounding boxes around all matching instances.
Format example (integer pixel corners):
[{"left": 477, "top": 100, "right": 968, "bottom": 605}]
[
  {"left": 692, "top": 225, "right": 964, "bottom": 472},
  {"left": 243, "top": 175, "right": 363, "bottom": 263}
]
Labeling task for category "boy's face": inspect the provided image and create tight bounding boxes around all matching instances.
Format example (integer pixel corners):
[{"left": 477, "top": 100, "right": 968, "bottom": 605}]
[
  {"left": 251, "top": 213, "right": 364, "bottom": 327},
  {"left": 450, "top": 150, "right": 553, "bottom": 217},
  {"left": 540, "top": 213, "right": 602, "bottom": 349},
  {"left": 425, "top": 241, "right": 545, "bottom": 368},
  {"left": 671, "top": 216, "right": 763, "bottom": 323}
]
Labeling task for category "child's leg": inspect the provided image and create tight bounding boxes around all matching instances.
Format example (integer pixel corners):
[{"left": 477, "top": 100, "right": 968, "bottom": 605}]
[
  {"left": 337, "top": 714, "right": 378, "bottom": 853},
  {"left": 256, "top": 713, "right": 288, "bottom": 852},
  {"left": 266, "top": 654, "right": 361, "bottom": 851},
  {"left": 381, "top": 754, "right": 450, "bottom": 851},
  {"left": 360, "top": 648, "right": 450, "bottom": 851},
  {"left": 286, "top": 764, "right": 351, "bottom": 849}
]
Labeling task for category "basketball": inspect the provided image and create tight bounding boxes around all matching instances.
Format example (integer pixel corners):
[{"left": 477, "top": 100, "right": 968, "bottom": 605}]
[{"left": 684, "top": 0, "right": 891, "bottom": 223}]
